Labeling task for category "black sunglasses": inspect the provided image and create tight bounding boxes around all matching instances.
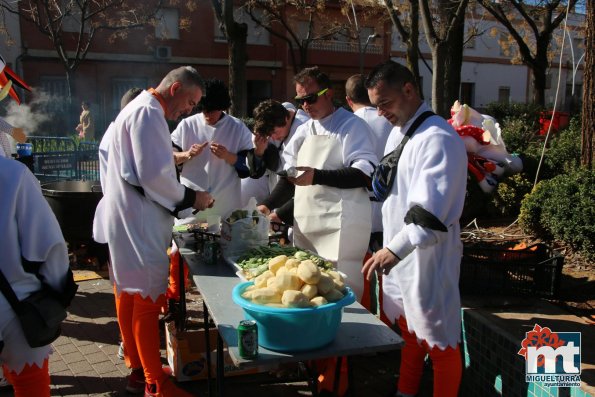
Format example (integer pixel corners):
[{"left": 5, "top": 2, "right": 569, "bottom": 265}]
[{"left": 295, "top": 88, "right": 328, "bottom": 106}]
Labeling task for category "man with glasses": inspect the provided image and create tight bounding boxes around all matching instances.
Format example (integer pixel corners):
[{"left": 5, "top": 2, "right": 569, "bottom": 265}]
[
  {"left": 260, "top": 66, "right": 377, "bottom": 301},
  {"left": 94, "top": 66, "right": 213, "bottom": 397}
]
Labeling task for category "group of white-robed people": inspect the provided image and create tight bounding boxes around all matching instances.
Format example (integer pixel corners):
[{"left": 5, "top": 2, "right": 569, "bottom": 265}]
[{"left": 91, "top": 60, "right": 467, "bottom": 397}]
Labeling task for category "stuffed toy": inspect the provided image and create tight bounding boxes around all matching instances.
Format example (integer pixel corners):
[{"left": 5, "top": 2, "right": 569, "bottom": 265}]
[
  {"left": 0, "top": 54, "right": 31, "bottom": 157},
  {"left": 449, "top": 100, "right": 523, "bottom": 193}
]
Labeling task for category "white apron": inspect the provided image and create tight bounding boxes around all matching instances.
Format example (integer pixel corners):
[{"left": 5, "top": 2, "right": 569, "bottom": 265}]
[{"left": 293, "top": 130, "right": 371, "bottom": 301}]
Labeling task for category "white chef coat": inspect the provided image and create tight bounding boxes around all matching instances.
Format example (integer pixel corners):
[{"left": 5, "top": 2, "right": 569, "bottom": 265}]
[
  {"left": 0, "top": 157, "right": 70, "bottom": 373},
  {"left": 171, "top": 112, "right": 253, "bottom": 222},
  {"left": 93, "top": 90, "right": 188, "bottom": 301},
  {"left": 283, "top": 107, "right": 377, "bottom": 176},
  {"left": 284, "top": 107, "right": 377, "bottom": 299},
  {"left": 381, "top": 103, "right": 467, "bottom": 349},
  {"left": 354, "top": 106, "right": 393, "bottom": 233},
  {"left": 98, "top": 122, "right": 114, "bottom": 191}
]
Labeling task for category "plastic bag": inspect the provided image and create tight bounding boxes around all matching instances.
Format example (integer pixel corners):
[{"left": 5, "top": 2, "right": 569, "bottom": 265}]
[{"left": 219, "top": 198, "right": 269, "bottom": 257}]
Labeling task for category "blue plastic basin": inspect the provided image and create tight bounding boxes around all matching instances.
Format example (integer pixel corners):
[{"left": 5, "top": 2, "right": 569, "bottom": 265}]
[{"left": 232, "top": 281, "right": 355, "bottom": 352}]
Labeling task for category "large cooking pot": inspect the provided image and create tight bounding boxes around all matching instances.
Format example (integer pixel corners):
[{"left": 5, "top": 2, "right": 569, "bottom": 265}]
[{"left": 42, "top": 180, "right": 102, "bottom": 243}]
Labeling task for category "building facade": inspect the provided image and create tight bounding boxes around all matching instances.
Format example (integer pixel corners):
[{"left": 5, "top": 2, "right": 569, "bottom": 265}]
[{"left": 0, "top": 2, "right": 585, "bottom": 137}]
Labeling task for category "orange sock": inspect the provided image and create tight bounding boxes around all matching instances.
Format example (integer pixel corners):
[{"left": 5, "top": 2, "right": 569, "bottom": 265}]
[
  {"left": 166, "top": 251, "right": 189, "bottom": 302},
  {"left": 115, "top": 291, "right": 141, "bottom": 369},
  {"left": 396, "top": 317, "right": 462, "bottom": 397},
  {"left": 5, "top": 360, "right": 50, "bottom": 397},
  {"left": 131, "top": 293, "right": 167, "bottom": 385}
]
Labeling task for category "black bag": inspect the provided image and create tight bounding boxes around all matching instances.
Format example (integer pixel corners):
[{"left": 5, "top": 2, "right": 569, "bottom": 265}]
[
  {"left": 16, "top": 286, "right": 68, "bottom": 347},
  {"left": 0, "top": 267, "right": 75, "bottom": 348},
  {"left": 372, "top": 111, "right": 435, "bottom": 201}
]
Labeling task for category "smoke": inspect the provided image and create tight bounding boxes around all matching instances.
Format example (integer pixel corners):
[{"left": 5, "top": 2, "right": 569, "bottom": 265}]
[{"left": 1, "top": 88, "right": 52, "bottom": 135}]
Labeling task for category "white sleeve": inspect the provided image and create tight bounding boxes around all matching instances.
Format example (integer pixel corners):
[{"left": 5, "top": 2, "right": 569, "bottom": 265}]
[
  {"left": 125, "top": 107, "right": 186, "bottom": 211},
  {"left": 387, "top": 129, "right": 467, "bottom": 259},
  {"left": 342, "top": 118, "right": 377, "bottom": 176},
  {"left": 282, "top": 122, "right": 309, "bottom": 169},
  {"left": 15, "top": 166, "right": 70, "bottom": 292}
]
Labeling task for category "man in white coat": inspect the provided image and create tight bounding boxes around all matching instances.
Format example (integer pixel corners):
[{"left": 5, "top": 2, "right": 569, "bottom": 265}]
[
  {"left": 0, "top": 156, "right": 77, "bottom": 397},
  {"left": 93, "top": 66, "right": 213, "bottom": 397},
  {"left": 267, "top": 67, "right": 377, "bottom": 300},
  {"left": 166, "top": 79, "right": 253, "bottom": 308},
  {"left": 172, "top": 78, "right": 253, "bottom": 222},
  {"left": 363, "top": 60, "right": 467, "bottom": 397},
  {"left": 345, "top": 73, "right": 393, "bottom": 313}
]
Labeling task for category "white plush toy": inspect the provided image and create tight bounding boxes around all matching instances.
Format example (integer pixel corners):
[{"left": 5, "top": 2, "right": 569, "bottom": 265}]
[{"left": 449, "top": 101, "right": 523, "bottom": 193}]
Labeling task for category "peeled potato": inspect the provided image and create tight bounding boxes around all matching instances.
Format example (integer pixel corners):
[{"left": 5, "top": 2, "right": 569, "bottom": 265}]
[
  {"left": 316, "top": 272, "right": 334, "bottom": 295},
  {"left": 332, "top": 278, "right": 345, "bottom": 291},
  {"left": 254, "top": 270, "right": 274, "bottom": 288},
  {"left": 327, "top": 270, "right": 343, "bottom": 282},
  {"left": 251, "top": 288, "right": 282, "bottom": 304},
  {"left": 324, "top": 288, "right": 345, "bottom": 302},
  {"left": 310, "top": 296, "right": 328, "bottom": 307},
  {"left": 297, "top": 260, "right": 321, "bottom": 285},
  {"left": 284, "top": 258, "right": 301, "bottom": 269},
  {"left": 273, "top": 272, "right": 303, "bottom": 293},
  {"left": 266, "top": 276, "right": 277, "bottom": 289},
  {"left": 300, "top": 284, "right": 318, "bottom": 300},
  {"left": 281, "top": 290, "right": 310, "bottom": 308},
  {"left": 268, "top": 255, "right": 288, "bottom": 274}
]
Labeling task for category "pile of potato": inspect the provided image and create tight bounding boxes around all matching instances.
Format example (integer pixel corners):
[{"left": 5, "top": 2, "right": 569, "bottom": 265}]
[{"left": 240, "top": 253, "right": 347, "bottom": 308}]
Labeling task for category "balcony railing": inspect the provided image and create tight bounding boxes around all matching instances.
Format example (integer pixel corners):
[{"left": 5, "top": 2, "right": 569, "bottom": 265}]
[{"left": 307, "top": 40, "right": 382, "bottom": 54}]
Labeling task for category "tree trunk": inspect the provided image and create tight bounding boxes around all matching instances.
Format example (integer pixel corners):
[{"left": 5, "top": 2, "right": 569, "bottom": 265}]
[
  {"left": 532, "top": 40, "right": 550, "bottom": 107},
  {"left": 431, "top": 44, "right": 447, "bottom": 117},
  {"left": 228, "top": 22, "right": 248, "bottom": 117},
  {"left": 407, "top": 0, "right": 423, "bottom": 99},
  {"left": 582, "top": 0, "right": 594, "bottom": 169},
  {"left": 443, "top": 20, "right": 465, "bottom": 117}
]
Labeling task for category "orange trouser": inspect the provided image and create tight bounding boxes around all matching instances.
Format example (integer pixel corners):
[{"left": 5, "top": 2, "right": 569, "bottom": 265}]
[
  {"left": 167, "top": 250, "right": 189, "bottom": 302},
  {"left": 4, "top": 360, "right": 50, "bottom": 397},
  {"left": 397, "top": 317, "right": 462, "bottom": 397},
  {"left": 115, "top": 291, "right": 167, "bottom": 385}
]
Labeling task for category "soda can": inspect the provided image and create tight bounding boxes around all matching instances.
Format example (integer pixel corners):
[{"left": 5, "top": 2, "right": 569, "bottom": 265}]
[
  {"left": 238, "top": 320, "right": 258, "bottom": 359},
  {"left": 202, "top": 239, "right": 219, "bottom": 265}
]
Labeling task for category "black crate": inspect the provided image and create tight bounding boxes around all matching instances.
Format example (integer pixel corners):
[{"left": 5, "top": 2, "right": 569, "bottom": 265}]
[{"left": 460, "top": 242, "right": 564, "bottom": 298}]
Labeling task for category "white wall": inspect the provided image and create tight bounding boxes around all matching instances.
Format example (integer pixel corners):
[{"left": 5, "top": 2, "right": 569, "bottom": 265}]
[{"left": 389, "top": 9, "right": 585, "bottom": 110}]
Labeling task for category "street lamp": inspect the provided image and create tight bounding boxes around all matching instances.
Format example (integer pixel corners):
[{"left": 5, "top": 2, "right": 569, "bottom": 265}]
[{"left": 359, "top": 33, "right": 380, "bottom": 74}]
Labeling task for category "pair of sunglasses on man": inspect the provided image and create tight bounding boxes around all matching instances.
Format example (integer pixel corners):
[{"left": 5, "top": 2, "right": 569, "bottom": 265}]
[{"left": 295, "top": 88, "right": 328, "bottom": 105}]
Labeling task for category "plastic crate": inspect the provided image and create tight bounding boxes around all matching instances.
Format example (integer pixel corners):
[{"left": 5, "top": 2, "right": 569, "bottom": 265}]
[{"left": 459, "top": 243, "right": 564, "bottom": 298}]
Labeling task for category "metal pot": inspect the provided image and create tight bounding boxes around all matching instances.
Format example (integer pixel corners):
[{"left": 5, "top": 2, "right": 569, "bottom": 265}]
[{"left": 42, "top": 180, "right": 102, "bottom": 243}]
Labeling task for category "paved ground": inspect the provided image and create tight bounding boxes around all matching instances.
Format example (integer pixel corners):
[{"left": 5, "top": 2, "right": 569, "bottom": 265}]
[{"left": 0, "top": 273, "right": 411, "bottom": 397}]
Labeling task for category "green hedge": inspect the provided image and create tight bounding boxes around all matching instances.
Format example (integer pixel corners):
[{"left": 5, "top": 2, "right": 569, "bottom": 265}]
[{"left": 518, "top": 168, "right": 595, "bottom": 260}]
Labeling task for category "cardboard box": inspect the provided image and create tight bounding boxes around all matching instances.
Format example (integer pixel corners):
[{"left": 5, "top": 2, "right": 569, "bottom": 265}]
[{"left": 165, "top": 321, "right": 266, "bottom": 382}]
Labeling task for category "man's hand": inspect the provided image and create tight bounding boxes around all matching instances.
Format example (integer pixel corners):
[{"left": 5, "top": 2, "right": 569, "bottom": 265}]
[
  {"left": 188, "top": 142, "right": 208, "bottom": 159},
  {"left": 289, "top": 166, "right": 315, "bottom": 186},
  {"left": 257, "top": 204, "right": 271, "bottom": 216},
  {"left": 361, "top": 248, "right": 400, "bottom": 281},
  {"left": 269, "top": 211, "right": 282, "bottom": 224},
  {"left": 253, "top": 134, "right": 269, "bottom": 157},
  {"left": 193, "top": 191, "right": 215, "bottom": 211},
  {"left": 210, "top": 142, "right": 236, "bottom": 165}
]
